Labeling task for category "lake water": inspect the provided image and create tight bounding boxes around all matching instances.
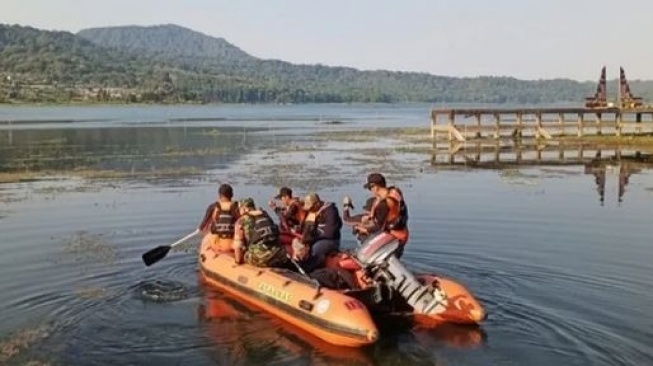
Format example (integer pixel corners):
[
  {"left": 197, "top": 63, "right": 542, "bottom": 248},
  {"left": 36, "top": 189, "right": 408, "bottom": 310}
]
[{"left": 1, "top": 104, "right": 652, "bottom": 366}]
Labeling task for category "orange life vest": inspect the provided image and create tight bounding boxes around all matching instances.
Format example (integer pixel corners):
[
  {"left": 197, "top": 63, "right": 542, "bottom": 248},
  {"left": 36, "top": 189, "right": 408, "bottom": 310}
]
[{"left": 370, "top": 187, "right": 409, "bottom": 244}]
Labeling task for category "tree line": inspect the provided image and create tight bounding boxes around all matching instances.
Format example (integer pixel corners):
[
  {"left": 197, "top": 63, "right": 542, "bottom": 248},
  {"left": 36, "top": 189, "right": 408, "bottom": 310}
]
[{"left": 2, "top": 24, "right": 652, "bottom": 105}]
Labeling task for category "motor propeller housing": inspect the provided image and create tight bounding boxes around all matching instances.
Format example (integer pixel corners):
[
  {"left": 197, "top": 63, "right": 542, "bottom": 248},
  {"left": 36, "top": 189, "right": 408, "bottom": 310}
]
[{"left": 355, "top": 232, "right": 448, "bottom": 315}]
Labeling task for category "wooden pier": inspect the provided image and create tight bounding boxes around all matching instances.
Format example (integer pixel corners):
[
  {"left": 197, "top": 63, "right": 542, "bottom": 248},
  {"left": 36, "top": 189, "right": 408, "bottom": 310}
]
[{"left": 430, "top": 107, "right": 653, "bottom": 142}]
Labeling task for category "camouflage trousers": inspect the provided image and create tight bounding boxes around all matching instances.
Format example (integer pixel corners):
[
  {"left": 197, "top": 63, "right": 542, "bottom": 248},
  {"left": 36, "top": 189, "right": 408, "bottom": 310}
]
[{"left": 244, "top": 243, "right": 288, "bottom": 268}]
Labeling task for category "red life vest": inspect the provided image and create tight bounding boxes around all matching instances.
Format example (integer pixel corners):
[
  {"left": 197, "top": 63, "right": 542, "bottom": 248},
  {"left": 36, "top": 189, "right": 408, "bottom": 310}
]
[{"left": 286, "top": 198, "right": 307, "bottom": 227}]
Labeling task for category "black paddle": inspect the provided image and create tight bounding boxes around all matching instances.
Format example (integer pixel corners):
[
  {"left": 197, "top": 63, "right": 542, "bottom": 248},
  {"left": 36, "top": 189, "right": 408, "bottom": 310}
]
[{"left": 142, "top": 229, "right": 200, "bottom": 267}]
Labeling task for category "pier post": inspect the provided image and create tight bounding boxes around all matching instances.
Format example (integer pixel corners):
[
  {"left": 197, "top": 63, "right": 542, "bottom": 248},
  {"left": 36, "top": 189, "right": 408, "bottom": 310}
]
[
  {"left": 596, "top": 113, "right": 602, "bottom": 135},
  {"left": 494, "top": 142, "right": 500, "bottom": 163},
  {"left": 577, "top": 113, "right": 584, "bottom": 137},
  {"left": 558, "top": 143, "right": 564, "bottom": 162},
  {"left": 558, "top": 113, "right": 565, "bottom": 136},
  {"left": 616, "top": 112, "right": 622, "bottom": 137},
  {"left": 515, "top": 112, "right": 523, "bottom": 139},
  {"left": 494, "top": 114, "right": 500, "bottom": 139},
  {"left": 535, "top": 112, "right": 542, "bottom": 139},
  {"left": 448, "top": 112, "right": 454, "bottom": 142},
  {"left": 516, "top": 142, "right": 522, "bottom": 164},
  {"left": 536, "top": 144, "right": 543, "bottom": 161},
  {"left": 448, "top": 141, "right": 455, "bottom": 164},
  {"left": 475, "top": 114, "right": 482, "bottom": 138}
]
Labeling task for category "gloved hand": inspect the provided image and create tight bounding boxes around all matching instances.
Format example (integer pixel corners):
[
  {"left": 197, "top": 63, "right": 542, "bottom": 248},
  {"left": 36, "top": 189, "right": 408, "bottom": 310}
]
[{"left": 342, "top": 196, "right": 354, "bottom": 210}]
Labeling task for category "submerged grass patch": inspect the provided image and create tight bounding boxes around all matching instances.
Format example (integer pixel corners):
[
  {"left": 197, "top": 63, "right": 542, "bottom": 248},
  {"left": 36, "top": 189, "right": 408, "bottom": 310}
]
[
  {"left": 61, "top": 231, "right": 118, "bottom": 266},
  {"left": 0, "top": 324, "right": 53, "bottom": 364},
  {"left": 74, "top": 286, "right": 114, "bottom": 300},
  {"left": 318, "top": 127, "right": 431, "bottom": 144},
  {"left": 0, "top": 167, "right": 204, "bottom": 186},
  {"left": 0, "top": 172, "right": 47, "bottom": 184}
]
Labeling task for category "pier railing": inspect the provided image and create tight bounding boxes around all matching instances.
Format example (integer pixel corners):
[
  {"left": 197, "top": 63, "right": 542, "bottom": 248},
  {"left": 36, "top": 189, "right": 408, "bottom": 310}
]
[{"left": 430, "top": 107, "right": 653, "bottom": 142}]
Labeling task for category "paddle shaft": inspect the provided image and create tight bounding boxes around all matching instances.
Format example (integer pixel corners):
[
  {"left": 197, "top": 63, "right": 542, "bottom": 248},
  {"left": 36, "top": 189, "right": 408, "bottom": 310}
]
[
  {"left": 170, "top": 229, "right": 200, "bottom": 249},
  {"left": 287, "top": 255, "right": 308, "bottom": 276}
]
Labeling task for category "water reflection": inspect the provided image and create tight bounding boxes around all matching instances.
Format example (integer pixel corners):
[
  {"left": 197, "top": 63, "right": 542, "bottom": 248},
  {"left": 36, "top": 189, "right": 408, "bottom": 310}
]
[
  {"left": 0, "top": 126, "right": 280, "bottom": 175},
  {"left": 584, "top": 152, "right": 644, "bottom": 205},
  {"left": 197, "top": 288, "right": 376, "bottom": 366},
  {"left": 197, "top": 283, "right": 485, "bottom": 365},
  {"left": 431, "top": 141, "right": 653, "bottom": 205}
]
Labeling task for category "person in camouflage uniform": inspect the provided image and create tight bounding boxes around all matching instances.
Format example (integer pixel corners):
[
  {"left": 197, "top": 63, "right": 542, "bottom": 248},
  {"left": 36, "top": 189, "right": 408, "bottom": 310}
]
[{"left": 232, "top": 197, "right": 288, "bottom": 268}]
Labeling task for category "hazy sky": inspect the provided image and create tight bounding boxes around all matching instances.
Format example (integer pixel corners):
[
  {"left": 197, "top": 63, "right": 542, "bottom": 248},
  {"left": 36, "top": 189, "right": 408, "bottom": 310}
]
[{"left": 4, "top": 0, "right": 653, "bottom": 81}]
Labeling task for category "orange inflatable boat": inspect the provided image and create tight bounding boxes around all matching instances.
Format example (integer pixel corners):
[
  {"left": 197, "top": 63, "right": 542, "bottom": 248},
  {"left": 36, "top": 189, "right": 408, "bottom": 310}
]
[
  {"left": 280, "top": 226, "right": 486, "bottom": 327},
  {"left": 198, "top": 237, "right": 379, "bottom": 347},
  {"left": 320, "top": 233, "right": 486, "bottom": 327}
]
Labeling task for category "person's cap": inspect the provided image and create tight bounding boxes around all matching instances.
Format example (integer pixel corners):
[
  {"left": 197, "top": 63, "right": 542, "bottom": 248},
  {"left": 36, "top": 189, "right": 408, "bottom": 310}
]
[
  {"left": 302, "top": 192, "right": 321, "bottom": 210},
  {"left": 274, "top": 186, "right": 293, "bottom": 199},
  {"left": 364, "top": 173, "right": 386, "bottom": 189},
  {"left": 363, "top": 197, "right": 376, "bottom": 212},
  {"left": 239, "top": 197, "right": 255, "bottom": 209}
]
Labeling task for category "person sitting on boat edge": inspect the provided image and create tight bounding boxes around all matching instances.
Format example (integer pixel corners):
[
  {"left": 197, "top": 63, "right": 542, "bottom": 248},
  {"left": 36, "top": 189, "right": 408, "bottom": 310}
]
[
  {"left": 233, "top": 197, "right": 289, "bottom": 268},
  {"left": 269, "top": 186, "right": 306, "bottom": 232},
  {"left": 197, "top": 183, "right": 240, "bottom": 252},
  {"left": 353, "top": 173, "right": 409, "bottom": 258},
  {"left": 294, "top": 193, "right": 342, "bottom": 272}
]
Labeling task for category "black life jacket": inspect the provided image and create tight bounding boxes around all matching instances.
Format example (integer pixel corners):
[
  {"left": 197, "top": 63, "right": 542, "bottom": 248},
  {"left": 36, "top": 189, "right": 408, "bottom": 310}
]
[
  {"left": 210, "top": 202, "right": 238, "bottom": 238},
  {"left": 247, "top": 211, "right": 280, "bottom": 247}
]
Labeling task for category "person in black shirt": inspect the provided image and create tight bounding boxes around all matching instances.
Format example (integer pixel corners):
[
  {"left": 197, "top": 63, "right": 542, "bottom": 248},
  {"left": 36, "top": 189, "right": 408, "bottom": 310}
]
[{"left": 295, "top": 193, "right": 342, "bottom": 272}]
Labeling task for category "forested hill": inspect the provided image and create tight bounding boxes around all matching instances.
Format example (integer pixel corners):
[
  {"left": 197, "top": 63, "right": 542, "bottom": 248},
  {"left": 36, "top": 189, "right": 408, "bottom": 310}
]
[
  {"left": 77, "top": 24, "right": 255, "bottom": 64},
  {"left": 2, "top": 23, "right": 652, "bottom": 104},
  {"left": 0, "top": 24, "right": 173, "bottom": 86}
]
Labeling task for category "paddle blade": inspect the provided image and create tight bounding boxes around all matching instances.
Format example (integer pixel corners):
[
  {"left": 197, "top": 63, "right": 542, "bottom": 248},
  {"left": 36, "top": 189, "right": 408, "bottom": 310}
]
[{"left": 142, "top": 245, "right": 171, "bottom": 267}]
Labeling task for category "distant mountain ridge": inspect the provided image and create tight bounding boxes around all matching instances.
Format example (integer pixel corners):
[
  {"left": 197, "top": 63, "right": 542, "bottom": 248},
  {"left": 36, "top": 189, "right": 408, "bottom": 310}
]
[
  {"left": 2, "top": 23, "right": 653, "bottom": 104},
  {"left": 77, "top": 24, "right": 255, "bottom": 64}
]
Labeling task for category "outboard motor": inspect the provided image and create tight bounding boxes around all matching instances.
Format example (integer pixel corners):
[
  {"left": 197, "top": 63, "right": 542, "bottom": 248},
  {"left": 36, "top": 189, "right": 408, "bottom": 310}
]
[{"left": 355, "top": 232, "right": 447, "bottom": 315}]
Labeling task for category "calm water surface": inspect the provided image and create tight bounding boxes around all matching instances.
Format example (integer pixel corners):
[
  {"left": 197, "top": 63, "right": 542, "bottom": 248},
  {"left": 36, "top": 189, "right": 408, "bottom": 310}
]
[{"left": 1, "top": 104, "right": 652, "bottom": 366}]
